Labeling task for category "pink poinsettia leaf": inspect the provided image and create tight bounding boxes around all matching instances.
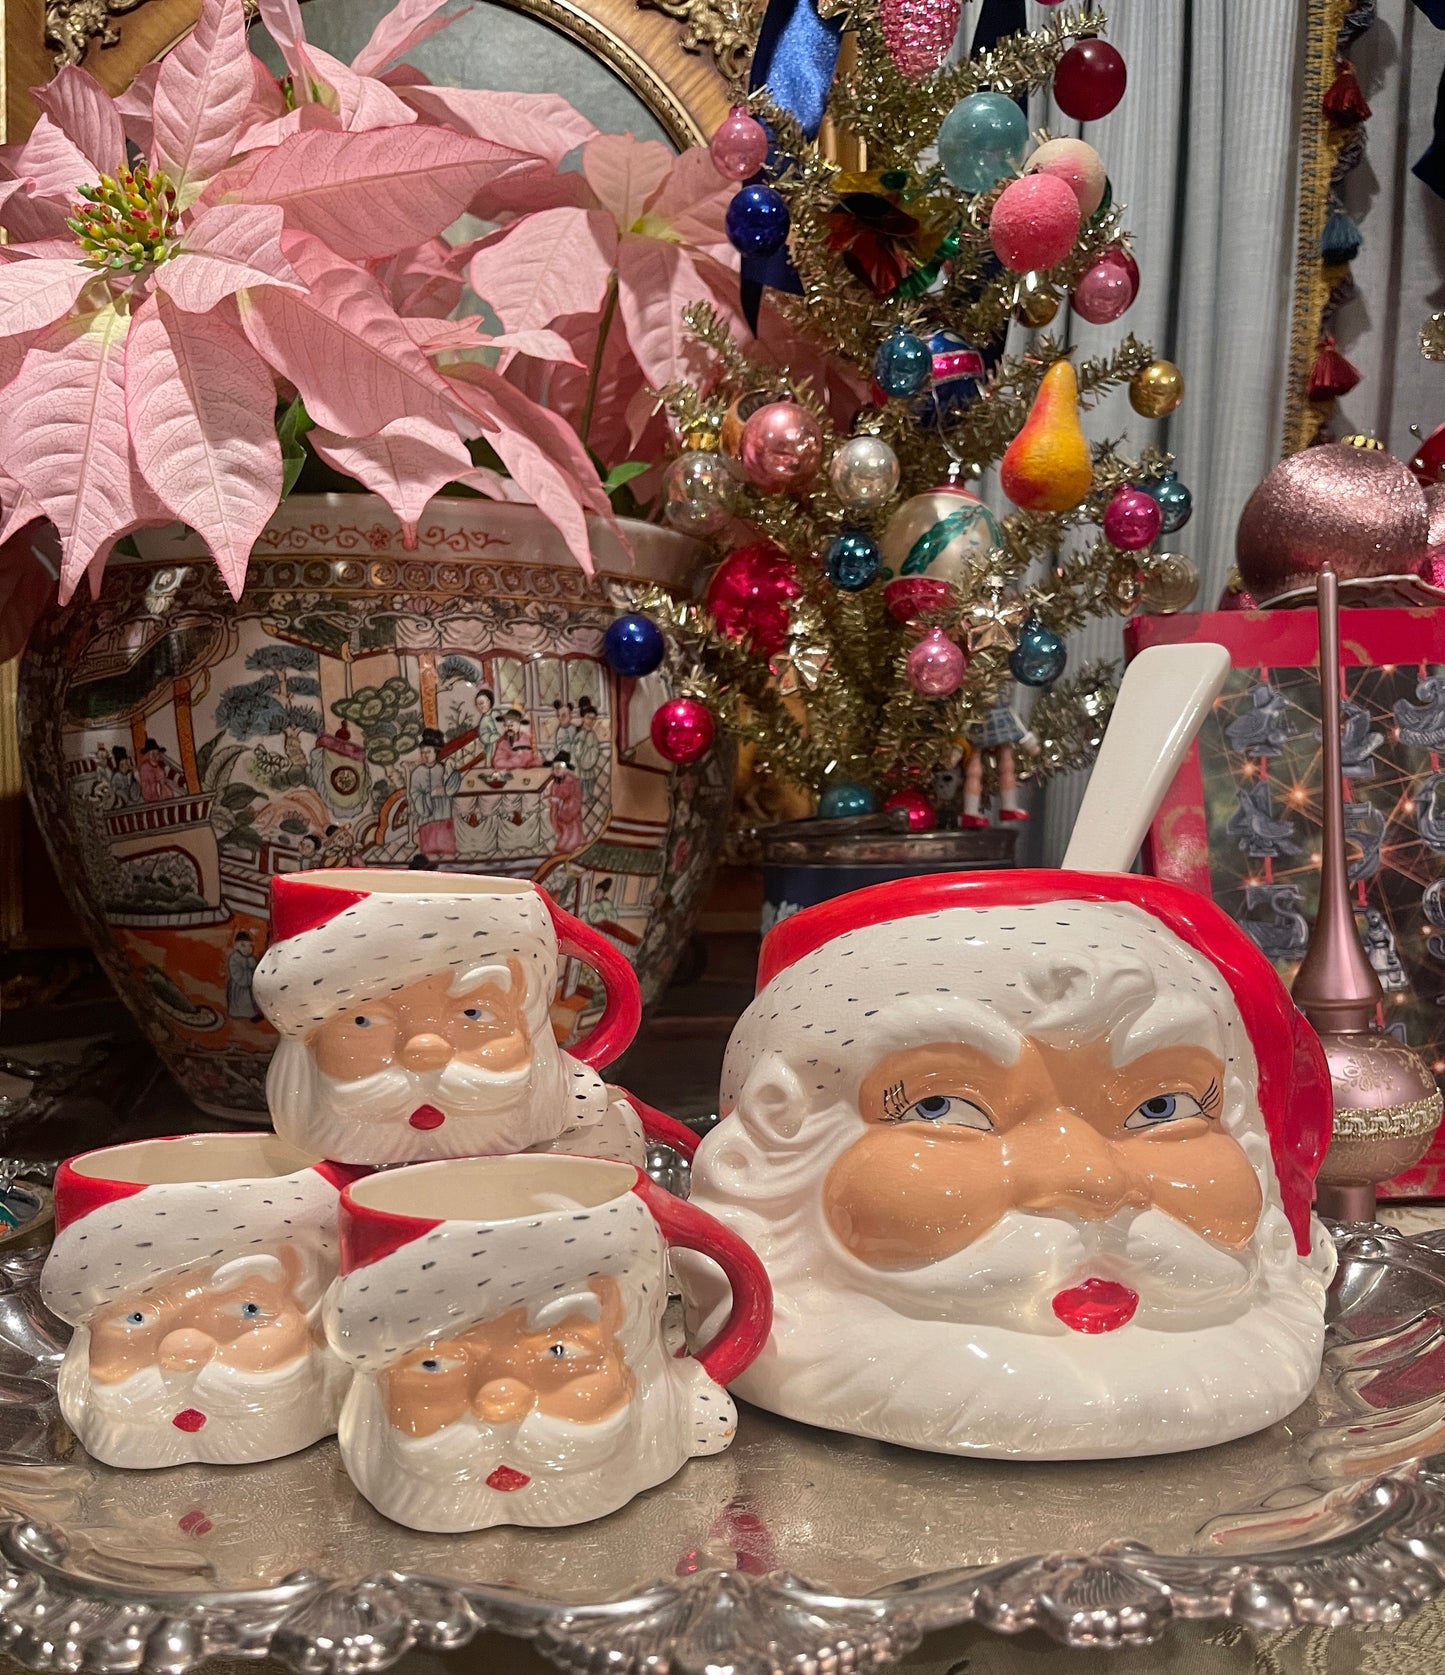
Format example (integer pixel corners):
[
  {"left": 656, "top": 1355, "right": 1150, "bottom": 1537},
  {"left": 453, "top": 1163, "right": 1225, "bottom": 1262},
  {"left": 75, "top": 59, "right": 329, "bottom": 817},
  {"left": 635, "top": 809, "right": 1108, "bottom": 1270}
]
[
  {"left": 483, "top": 327, "right": 584, "bottom": 366},
  {"left": 452, "top": 465, "right": 530, "bottom": 502},
  {"left": 0, "top": 259, "right": 96, "bottom": 337},
  {"left": 115, "top": 63, "right": 160, "bottom": 154},
  {"left": 398, "top": 86, "right": 596, "bottom": 165},
  {"left": 0, "top": 115, "right": 95, "bottom": 207},
  {"left": 216, "top": 126, "right": 538, "bottom": 261},
  {"left": 255, "top": 0, "right": 311, "bottom": 83},
  {"left": 31, "top": 67, "right": 124, "bottom": 176},
  {"left": 643, "top": 146, "right": 735, "bottom": 262},
  {"left": 156, "top": 202, "right": 303, "bottom": 312},
  {"left": 582, "top": 133, "right": 672, "bottom": 232},
  {"left": 309, "top": 412, "right": 470, "bottom": 545},
  {"left": 0, "top": 464, "right": 45, "bottom": 549},
  {"left": 0, "top": 182, "right": 72, "bottom": 244},
  {"left": 0, "top": 327, "right": 39, "bottom": 393},
  {"left": 615, "top": 231, "right": 709, "bottom": 389},
  {"left": 151, "top": 0, "right": 253, "bottom": 202},
  {"left": 244, "top": 58, "right": 289, "bottom": 128},
  {"left": 351, "top": 0, "right": 460, "bottom": 77},
  {"left": 469, "top": 163, "right": 594, "bottom": 220},
  {"left": 466, "top": 205, "right": 614, "bottom": 335},
  {"left": 303, "top": 47, "right": 417, "bottom": 130},
  {"left": 374, "top": 236, "right": 464, "bottom": 318},
  {"left": 403, "top": 313, "right": 488, "bottom": 350},
  {"left": 232, "top": 102, "right": 339, "bottom": 156},
  {"left": 126, "top": 292, "right": 281, "bottom": 597},
  {"left": 237, "top": 229, "right": 454, "bottom": 434},
  {"left": 0, "top": 236, "right": 83, "bottom": 259}
]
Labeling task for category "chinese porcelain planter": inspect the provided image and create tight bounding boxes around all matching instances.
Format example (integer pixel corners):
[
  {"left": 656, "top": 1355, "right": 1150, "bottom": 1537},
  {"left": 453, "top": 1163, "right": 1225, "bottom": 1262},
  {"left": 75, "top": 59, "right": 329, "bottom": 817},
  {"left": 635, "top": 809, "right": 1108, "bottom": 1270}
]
[{"left": 18, "top": 496, "right": 728, "bottom": 1122}]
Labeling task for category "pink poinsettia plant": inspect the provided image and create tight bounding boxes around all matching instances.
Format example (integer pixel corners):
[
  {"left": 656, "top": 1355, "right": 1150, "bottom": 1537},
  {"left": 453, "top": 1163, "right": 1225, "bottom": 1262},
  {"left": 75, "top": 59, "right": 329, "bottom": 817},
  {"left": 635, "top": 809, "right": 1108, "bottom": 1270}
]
[{"left": 0, "top": 0, "right": 796, "bottom": 606}]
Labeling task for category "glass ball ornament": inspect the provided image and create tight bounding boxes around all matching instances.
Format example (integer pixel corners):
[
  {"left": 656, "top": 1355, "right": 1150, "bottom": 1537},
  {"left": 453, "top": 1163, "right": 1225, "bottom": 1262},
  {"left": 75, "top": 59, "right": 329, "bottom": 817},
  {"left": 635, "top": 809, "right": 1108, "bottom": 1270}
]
[
  {"left": 1009, "top": 617, "right": 1067, "bottom": 687},
  {"left": 883, "top": 788, "right": 938, "bottom": 831},
  {"left": 825, "top": 528, "right": 883, "bottom": 591},
  {"left": 829, "top": 435, "right": 901, "bottom": 508},
  {"left": 651, "top": 697, "right": 715, "bottom": 764},
  {"left": 906, "top": 626, "right": 967, "bottom": 697},
  {"left": 1024, "top": 136, "right": 1107, "bottom": 216},
  {"left": 1070, "top": 245, "right": 1139, "bottom": 325},
  {"left": 663, "top": 449, "right": 735, "bottom": 534},
  {"left": 1102, "top": 485, "right": 1163, "bottom": 551},
  {"left": 1013, "top": 270, "right": 1061, "bottom": 328},
  {"left": 603, "top": 613, "right": 665, "bottom": 677},
  {"left": 881, "top": 484, "right": 1003, "bottom": 589},
  {"left": 818, "top": 781, "right": 877, "bottom": 819},
  {"left": 725, "top": 184, "right": 790, "bottom": 257},
  {"left": 719, "top": 389, "right": 774, "bottom": 459},
  {"left": 1053, "top": 38, "right": 1128, "bottom": 122},
  {"left": 1144, "top": 470, "right": 1193, "bottom": 533},
  {"left": 705, "top": 541, "right": 801, "bottom": 655},
  {"left": 1129, "top": 360, "right": 1185, "bottom": 417},
  {"left": 740, "top": 400, "right": 824, "bottom": 493},
  {"left": 1139, "top": 552, "right": 1201, "bottom": 615},
  {"left": 937, "top": 91, "right": 1029, "bottom": 195},
  {"left": 873, "top": 326, "right": 932, "bottom": 398},
  {"left": 710, "top": 105, "right": 769, "bottom": 181},
  {"left": 912, "top": 328, "right": 985, "bottom": 430},
  {"left": 1105, "top": 557, "right": 1143, "bottom": 616}
]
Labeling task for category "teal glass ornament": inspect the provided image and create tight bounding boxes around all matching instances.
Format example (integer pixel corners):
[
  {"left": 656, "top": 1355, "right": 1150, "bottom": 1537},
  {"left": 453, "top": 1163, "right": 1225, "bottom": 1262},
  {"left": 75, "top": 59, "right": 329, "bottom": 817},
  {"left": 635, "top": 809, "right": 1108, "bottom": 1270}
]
[
  {"left": 1145, "top": 471, "right": 1193, "bottom": 534},
  {"left": 873, "top": 327, "right": 931, "bottom": 398},
  {"left": 818, "top": 782, "right": 877, "bottom": 819},
  {"left": 825, "top": 528, "right": 883, "bottom": 591},
  {"left": 937, "top": 92, "right": 1029, "bottom": 195},
  {"left": 1009, "top": 618, "right": 1067, "bottom": 687}
]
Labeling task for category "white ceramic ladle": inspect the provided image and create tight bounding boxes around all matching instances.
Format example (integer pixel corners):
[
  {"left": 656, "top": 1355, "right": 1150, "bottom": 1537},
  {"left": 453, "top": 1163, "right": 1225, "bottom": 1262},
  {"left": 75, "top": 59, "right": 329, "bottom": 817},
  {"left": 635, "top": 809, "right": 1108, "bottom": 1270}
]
[{"left": 1061, "top": 642, "right": 1232, "bottom": 874}]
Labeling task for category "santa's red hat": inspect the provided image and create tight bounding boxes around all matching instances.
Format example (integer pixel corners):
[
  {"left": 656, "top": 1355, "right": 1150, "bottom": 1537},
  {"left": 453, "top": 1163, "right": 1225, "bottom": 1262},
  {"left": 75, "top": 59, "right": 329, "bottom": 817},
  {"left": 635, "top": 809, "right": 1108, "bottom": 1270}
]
[
  {"left": 40, "top": 1135, "right": 360, "bottom": 1324},
  {"left": 756, "top": 870, "right": 1333, "bottom": 1255}
]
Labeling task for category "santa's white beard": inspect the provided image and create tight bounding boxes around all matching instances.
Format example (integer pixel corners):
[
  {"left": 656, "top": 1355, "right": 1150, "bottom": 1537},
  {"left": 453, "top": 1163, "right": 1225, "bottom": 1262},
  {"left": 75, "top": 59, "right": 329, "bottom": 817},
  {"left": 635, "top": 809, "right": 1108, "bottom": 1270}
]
[
  {"left": 59, "top": 1331, "right": 347, "bottom": 1468},
  {"left": 268, "top": 1040, "right": 569, "bottom": 1163}
]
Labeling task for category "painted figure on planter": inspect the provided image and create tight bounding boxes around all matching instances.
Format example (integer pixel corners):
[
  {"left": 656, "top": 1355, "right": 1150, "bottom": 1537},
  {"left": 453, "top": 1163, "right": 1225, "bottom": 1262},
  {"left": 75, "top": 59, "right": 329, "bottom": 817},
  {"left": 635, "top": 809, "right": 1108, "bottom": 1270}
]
[
  {"left": 408, "top": 727, "right": 461, "bottom": 860},
  {"left": 139, "top": 736, "right": 185, "bottom": 802},
  {"left": 684, "top": 872, "right": 1335, "bottom": 1460},
  {"left": 494, "top": 711, "right": 539, "bottom": 771},
  {"left": 961, "top": 687, "right": 1038, "bottom": 828},
  {"left": 547, "top": 753, "right": 586, "bottom": 854},
  {"left": 573, "top": 697, "right": 603, "bottom": 803}
]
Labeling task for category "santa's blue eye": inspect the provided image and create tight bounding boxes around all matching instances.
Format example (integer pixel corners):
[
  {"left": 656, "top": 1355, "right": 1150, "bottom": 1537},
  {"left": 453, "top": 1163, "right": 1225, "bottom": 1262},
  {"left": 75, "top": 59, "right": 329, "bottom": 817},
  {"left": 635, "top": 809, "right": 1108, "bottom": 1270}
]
[
  {"left": 420, "top": 1357, "right": 441, "bottom": 1372},
  {"left": 547, "top": 1343, "right": 568, "bottom": 1358},
  {"left": 462, "top": 1008, "right": 483, "bottom": 1021},
  {"left": 896, "top": 1095, "right": 992, "bottom": 1131},
  {"left": 240, "top": 1301, "right": 262, "bottom": 1319},
  {"left": 125, "top": 1311, "right": 146, "bottom": 1326},
  {"left": 353, "top": 1016, "right": 371, "bottom": 1028},
  {"left": 1142, "top": 1096, "right": 1176, "bottom": 1120},
  {"left": 1124, "top": 1092, "right": 1206, "bottom": 1131}
]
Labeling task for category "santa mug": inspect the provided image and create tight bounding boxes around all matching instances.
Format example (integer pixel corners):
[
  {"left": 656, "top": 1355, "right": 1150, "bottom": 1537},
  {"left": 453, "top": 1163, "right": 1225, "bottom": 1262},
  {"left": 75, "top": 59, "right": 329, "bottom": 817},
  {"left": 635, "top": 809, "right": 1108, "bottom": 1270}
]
[
  {"left": 684, "top": 870, "right": 1337, "bottom": 1461},
  {"left": 255, "top": 870, "right": 655, "bottom": 1167},
  {"left": 40, "top": 1134, "right": 358, "bottom": 1468},
  {"left": 326, "top": 1153, "right": 772, "bottom": 1532}
]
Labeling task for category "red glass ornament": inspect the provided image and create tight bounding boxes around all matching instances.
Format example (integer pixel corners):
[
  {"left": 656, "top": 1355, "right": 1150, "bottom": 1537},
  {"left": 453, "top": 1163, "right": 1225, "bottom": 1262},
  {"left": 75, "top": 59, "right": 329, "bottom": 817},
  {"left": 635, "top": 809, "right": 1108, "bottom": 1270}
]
[
  {"left": 1051, "top": 1278, "right": 1139, "bottom": 1334},
  {"left": 1053, "top": 39, "right": 1127, "bottom": 123},
  {"left": 882, "top": 789, "right": 938, "bottom": 831},
  {"left": 1102, "top": 486, "right": 1162, "bottom": 551},
  {"left": 651, "top": 698, "right": 716, "bottom": 765},
  {"left": 1323, "top": 59, "right": 1370, "bottom": 125},
  {"left": 705, "top": 541, "right": 802, "bottom": 656},
  {"left": 1306, "top": 336, "right": 1361, "bottom": 400}
]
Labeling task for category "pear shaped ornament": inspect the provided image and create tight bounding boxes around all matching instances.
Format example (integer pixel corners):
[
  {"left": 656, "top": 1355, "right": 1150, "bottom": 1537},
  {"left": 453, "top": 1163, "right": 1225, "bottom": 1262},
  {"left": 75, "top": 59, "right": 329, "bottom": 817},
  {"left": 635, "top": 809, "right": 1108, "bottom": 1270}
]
[{"left": 1000, "top": 360, "right": 1093, "bottom": 512}]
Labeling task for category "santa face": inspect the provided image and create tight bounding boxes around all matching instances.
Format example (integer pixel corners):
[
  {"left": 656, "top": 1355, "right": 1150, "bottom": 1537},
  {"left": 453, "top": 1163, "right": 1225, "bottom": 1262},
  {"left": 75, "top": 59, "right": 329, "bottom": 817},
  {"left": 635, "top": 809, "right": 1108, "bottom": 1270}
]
[{"left": 686, "top": 898, "right": 1335, "bottom": 1459}]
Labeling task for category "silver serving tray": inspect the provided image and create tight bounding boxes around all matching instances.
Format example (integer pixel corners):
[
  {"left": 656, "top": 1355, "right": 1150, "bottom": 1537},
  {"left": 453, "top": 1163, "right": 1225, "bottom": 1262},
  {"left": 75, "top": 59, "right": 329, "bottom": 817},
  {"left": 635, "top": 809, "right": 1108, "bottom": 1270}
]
[{"left": 2, "top": 1224, "right": 1445, "bottom": 1673}]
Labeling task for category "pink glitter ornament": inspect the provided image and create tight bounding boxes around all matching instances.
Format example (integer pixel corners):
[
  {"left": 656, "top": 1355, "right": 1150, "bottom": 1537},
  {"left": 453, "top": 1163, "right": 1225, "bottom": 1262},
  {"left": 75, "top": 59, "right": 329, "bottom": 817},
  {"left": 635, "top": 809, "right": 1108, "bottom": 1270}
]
[
  {"left": 879, "top": 0, "right": 961, "bottom": 79},
  {"left": 883, "top": 789, "right": 938, "bottom": 831},
  {"left": 905, "top": 627, "right": 967, "bottom": 696},
  {"left": 1103, "top": 486, "right": 1163, "bottom": 551},
  {"left": 988, "top": 174, "right": 1081, "bottom": 273},
  {"left": 710, "top": 106, "right": 770, "bottom": 182},
  {"left": 740, "top": 400, "right": 824, "bottom": 493},
  {"left": 1070, "top": 245, "right": 1139, "bottom": 324},
  {"left": 651, "top": 698, "right": 716, "bottom": 765}
]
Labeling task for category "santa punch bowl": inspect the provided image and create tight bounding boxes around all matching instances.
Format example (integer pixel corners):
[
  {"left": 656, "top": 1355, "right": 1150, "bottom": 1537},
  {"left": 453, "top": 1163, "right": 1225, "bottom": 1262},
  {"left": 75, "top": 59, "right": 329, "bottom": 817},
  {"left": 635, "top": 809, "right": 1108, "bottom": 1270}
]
[{"left": 18, "top": 496, "right": 729, "bottom": 1122}]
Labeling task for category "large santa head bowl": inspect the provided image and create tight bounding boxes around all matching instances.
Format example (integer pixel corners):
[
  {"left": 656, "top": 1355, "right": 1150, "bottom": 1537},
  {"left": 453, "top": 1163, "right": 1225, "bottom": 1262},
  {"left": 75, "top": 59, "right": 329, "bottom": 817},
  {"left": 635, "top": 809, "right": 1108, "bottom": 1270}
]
[{"left": 685, "top": 870, "right": 1337, "bottom": 1459}]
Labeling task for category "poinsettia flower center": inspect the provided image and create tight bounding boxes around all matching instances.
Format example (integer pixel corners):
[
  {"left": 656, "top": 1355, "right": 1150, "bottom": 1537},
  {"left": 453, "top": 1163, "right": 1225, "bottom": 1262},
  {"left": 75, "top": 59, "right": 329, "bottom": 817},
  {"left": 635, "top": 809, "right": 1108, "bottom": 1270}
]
[
  {"left": 68, "top": 159, "right": 181, "bottom": 272},
  {"left": 631, "top": 211, "right": 681, "bottom": 244}
]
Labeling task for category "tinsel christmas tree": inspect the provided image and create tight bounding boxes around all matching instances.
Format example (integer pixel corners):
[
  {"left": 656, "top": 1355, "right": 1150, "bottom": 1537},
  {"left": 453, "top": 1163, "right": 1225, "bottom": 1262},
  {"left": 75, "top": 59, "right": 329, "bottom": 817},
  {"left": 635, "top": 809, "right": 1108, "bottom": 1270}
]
[{"left": 627, "top": 1, "right": 1196, "bottom": 829}]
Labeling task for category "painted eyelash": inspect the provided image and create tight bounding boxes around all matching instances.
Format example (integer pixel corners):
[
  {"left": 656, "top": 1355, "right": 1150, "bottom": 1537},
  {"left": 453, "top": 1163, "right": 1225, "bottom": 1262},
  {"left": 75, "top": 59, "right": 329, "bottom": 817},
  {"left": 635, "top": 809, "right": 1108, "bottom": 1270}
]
[
  {"left": 881, "top": 1080, "right": 910, "bottom": 1122},
  {"left": 1200, "top": 1079, "right": 1222, "bottom": 1117}
]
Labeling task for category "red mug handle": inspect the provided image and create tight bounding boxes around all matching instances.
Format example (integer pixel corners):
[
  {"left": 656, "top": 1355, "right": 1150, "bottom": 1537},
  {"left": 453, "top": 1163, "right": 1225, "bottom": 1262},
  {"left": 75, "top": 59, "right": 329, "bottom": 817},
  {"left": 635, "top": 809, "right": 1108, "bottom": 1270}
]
[
  {"left": 632, "top": 1171, "right": 772, "bottom": 1387},
  {"left": 542, "top": 893, "right": 642, "bottom": 1071},
  {"left": 618, "top": 1091, "right": 699, "bottom": 1161}
]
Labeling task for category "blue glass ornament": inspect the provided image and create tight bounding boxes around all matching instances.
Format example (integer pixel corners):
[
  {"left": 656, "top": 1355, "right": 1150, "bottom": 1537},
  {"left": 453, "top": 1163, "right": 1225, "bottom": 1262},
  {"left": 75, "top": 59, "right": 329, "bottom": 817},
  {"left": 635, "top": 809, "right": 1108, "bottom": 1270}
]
[
  {"left": 937, "top": 92, "right": 1029, "bottom": 195},
  {"left": 825, "top": 528, "right": 883, "bottom": 591},
  {"left": 604, "top": 613, "right": 665, "bottom": 677},
  {"left": 911, "top": 328, "right": 985, "bottom": 431},
  {"left": 818, "top": 781, "right": 877, "bottom": 819},
  {"left": 725, "top": 185, "right": 790, "bottom": 257},
  {"left": 873, "top": 327, "right": 931, "bottom": 399},
  {"left": 1009, "top": 618, "right": 1067, "bottom": 687},
  {"left": 1144, "top": 471, "right": 1193, "bottom": 535}
]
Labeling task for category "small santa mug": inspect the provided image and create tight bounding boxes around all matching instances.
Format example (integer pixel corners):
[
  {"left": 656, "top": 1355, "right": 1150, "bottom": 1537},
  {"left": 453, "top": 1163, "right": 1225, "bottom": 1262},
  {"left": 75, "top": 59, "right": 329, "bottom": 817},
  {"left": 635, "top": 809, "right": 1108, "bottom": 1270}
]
[
  {"left": 326, "top": 1153, "right": 772, "bottom": 1532},
  {"left": 255, "top": 870, "right": 653, "bottom": 1167},
  {"left": 40, "top": 1134, "right": 360, "bottom": 1469}
]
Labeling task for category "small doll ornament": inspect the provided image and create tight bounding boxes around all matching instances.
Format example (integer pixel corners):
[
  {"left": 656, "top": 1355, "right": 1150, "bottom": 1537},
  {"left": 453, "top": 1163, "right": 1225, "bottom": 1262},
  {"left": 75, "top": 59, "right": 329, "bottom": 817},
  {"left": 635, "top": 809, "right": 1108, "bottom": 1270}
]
[{"left": 960, "top": 684, "right": 1038, "bottom": 828}]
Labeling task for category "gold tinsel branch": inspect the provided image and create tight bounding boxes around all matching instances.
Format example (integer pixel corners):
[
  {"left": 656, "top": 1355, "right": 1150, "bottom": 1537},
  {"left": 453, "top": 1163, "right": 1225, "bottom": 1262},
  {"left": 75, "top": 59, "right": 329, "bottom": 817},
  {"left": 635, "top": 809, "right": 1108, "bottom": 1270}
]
[{"left": 1018, "top": 661, "right": 1120, "bottom": 781}]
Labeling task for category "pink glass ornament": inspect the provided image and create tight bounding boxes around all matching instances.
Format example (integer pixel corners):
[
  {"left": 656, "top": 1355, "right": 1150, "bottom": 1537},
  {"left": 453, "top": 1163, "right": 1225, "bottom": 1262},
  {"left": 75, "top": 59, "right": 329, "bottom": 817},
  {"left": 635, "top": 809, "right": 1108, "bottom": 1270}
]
[
  {"left": 879, "top": 0, "right": 962, "bottom": 80},
  {"left": 905, "top": 627, "right": 967, "bottom": 696},
  {"left": 1053, "top": 38, "right": 1128, "bottom": 122},
  {"left": 1102, "top": 486, "right": 1163, "bottom": 551},
  {"left": 740, "top": 401, "right": 824, "bottom": 493},
  {"left": 883, "top": 789, "right": 938, "bottom": 831},
  {"left": 1070, "top": 245, "right": 1139, "bottom": 324},
  {"left": 651, "top": 698, "right": 716, "bottom": 765},
  {"left": 988, "top": 173, "right": 1081, "bottom": 273},
  {"left": 710, "top": 106, "right": 770, "bottom": 181}
]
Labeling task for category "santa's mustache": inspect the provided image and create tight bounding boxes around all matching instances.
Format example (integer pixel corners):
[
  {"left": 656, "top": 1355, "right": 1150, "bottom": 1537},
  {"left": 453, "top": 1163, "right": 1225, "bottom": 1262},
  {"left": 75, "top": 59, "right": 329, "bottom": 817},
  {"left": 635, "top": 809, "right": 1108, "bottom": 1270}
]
[
  {"left": 311, "top": 1054, "right": 533, "bottom": 1125},
  {"left": 87, "top": 1350, "right": 318, "bottom": 1417}
]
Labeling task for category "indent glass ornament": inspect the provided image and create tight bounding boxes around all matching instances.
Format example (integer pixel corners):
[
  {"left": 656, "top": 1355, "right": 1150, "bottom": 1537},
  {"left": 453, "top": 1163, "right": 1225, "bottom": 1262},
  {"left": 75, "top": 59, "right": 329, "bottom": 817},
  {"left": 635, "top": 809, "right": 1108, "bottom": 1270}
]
[
  {"left": 1009, "top": 618, "right": 1067, "bottom": 686},
  {"left": 906, "top": 627, "right": 967, "bottom": 696},
  {"left": 740, "top": 401, "right": 824, "bottom": 493},
  {"left": 726, "top": 184, "right": 790, "bottom": 257},
  {"left": 1053, "top": 39, "right": 1128, "bottom": 122},
  {"left": 1129, "top": 360, "right": 1185, "bottom": 417},
  {"left": 937, "top": 92, "right": 1029, "bottom": 194},
  {"left": 913, "top": 328, "right": 985, "bottom": 429},
  {"left": 882, "top": 788, "right": 938, "bottom": 831},
  {"left": 825, "top": 528, "right": 883, "bottom": 591},
  {"left": 1102, "top": 486, "right": 1162, "bottom": 551},
  {"left": 651, "top": 698, "right": 715, "bottom": 764},
  {"left": 663, "top": 450, "right": 735, "bottom": 534},
  {"left": 873, "top": 326, "right": 932, "bottom": 398},
  {"left": 818, "top": 781, "right": 877, "bottom": 819},
  {"left": 881, "top": 484, "right": 1002, "bottom": 585},
  {"left": 830, "top": 435, "right": 901, "bottom": 508},
  {"left": 603, "top": 614, "right": 665, "bottom": 677},
  {"left": 1145, "top": 470, "right": 1193, "bottom": 533},
  {"left": 1139, "top": 552, "right": 1200, "bottom": 615},
  {"left": 1070, "top": 246, "right": 1138, "bottom": 324},
  {"left": 710, "top": 106, "right": 770, "bottom": 181},
  {"left": 706, "top": 542, "right": 801, "bottom": 655}
]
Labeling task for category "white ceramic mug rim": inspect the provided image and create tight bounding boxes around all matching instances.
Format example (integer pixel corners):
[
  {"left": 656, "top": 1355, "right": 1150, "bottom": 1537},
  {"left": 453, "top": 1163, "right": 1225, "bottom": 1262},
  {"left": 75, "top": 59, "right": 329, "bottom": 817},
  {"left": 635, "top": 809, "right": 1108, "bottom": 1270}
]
[
  {"left": 345, "top": 1153, "right": 637, "bottom": 1224},
  {"left": 278, "top": 870, "right": 540, "bottom": 901},
  {"left": 66, "top": 1132, "right": 326, "bottom": 1187}
]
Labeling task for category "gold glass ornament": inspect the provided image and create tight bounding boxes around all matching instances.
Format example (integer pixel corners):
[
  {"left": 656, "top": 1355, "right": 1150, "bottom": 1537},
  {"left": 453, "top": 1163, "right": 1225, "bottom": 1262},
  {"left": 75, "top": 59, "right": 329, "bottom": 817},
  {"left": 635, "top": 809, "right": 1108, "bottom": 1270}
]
[
  {"left": 1138, "top": 551, "right": 1200, "bottom": 614},
  {"left": 719, "top": 390, "right": 775, "bottom": 459},
  {"left": 1128, "top": 360, "right": 1185, "bottom": 418},
  {"left": 1104, "top": 556, "right": 1142, "bottom": 616},
  {"left": 1012, "top": 271, "right": 1060, "bottom": 328}
]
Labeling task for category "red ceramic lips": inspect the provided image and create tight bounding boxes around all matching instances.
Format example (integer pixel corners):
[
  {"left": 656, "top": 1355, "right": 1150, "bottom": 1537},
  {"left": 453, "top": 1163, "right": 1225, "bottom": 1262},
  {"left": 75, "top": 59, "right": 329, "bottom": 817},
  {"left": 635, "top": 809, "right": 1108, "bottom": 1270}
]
[
  {"left": 486, "top": 1464, "right": 531, "bottom": 1492},
  {"left": 1051, "top": 1278, "right": 1139, "bottom": 1334},
  {"left": 408, "top": 1105, "right": 445, "bottom": 1130},
  {"left": 173, "top": 1408, "right": 207, "bottom": 1432}
]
